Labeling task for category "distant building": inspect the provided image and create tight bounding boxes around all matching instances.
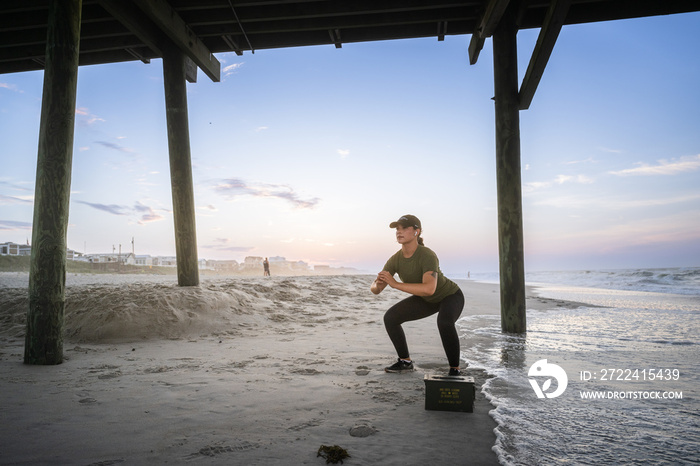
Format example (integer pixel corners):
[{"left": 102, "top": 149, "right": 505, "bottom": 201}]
[
  {"left": 268, "top": 256, "right": 311, "bottom": 272},
  {"left": 82, "top": 252, "right": 135, "bottom": 265},
  {"left": 134, "top": 255, "right": 153, "bottom": 266},
  {"left": 2, "top": 240, "right": 335, "bottom": 274},
  {"left": 66, "top": 248, "right": 83, "bottom": 260},
  {"left": 241, "top": 256, "right": 264, "bottom": 270},
  {"left": 209, "top": 259, "right": 239, "bottom": 271},
  {"left": 157, "top": 256, "right": 177, "bottom": 267},
  {"left": 0, "top": 242, "right": 31, "bottom": 256},
  {"left": 293, "top": 260, "right": 311, "bottom": 271}
]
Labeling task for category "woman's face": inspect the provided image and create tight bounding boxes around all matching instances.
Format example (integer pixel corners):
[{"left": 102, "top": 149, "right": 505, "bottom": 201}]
[{"left": 395, "top": 225, "right": 419, "bottom": 244}]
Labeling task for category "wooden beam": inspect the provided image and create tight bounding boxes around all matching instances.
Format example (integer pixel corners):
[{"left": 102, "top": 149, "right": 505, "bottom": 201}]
[
  {"left": 519, "top": 0, "right": 572, "bottom": 110},
  {"left": 163, "top": 50, "right": 200, "bottom": 287},
  {"left": 135, "top": 0, "right": 221, "bottom": 82},
  {"left": 125, "top": 47, "right": 152, "bottom": 64},
  {"left": 492, "top": 1, "right": 526, "bottom": 334},
  {"left": 25, "top": 0, "right": 82, "bottom": 365},
  {"left": 328, "top": 28, "right": 342, "bottom": 48},
  {"left": 222, "top": 34, "right": 244, "bottom": 56},
  {"left": 469, "top": 0, "right": 511, "bottom": 65},
  {"left": 99, "top": 0, "right": 209, "bottom": 83},
  {"left": 437, "top": 21, "right": 448, "bottom": 41},
  {"left": 97, "top": 0, "right": 170, "bottom": 57}
]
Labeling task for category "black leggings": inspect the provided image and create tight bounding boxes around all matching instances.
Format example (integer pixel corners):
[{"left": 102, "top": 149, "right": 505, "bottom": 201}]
[{"left": 383, "top": 289, "right": 465, "bottom": 368}]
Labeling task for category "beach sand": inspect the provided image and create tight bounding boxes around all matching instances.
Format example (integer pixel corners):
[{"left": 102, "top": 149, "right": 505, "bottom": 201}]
[{"left": 0, "top": 273, "right": 579, "bottom": 465}]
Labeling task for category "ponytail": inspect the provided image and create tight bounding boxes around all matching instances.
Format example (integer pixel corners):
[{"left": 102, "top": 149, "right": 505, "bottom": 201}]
[{"left": 417, "top": 236, "right": 424, "bottom": 246}]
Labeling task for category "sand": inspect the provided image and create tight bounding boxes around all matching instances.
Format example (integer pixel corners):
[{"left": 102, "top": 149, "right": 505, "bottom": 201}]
[{"left": 0, "top": 273, "right": 578, "bottom": 465}]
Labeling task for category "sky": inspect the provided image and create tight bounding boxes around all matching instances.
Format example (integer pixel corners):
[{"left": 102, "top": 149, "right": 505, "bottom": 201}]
[{"left": 1, "top": 12, "right": 699, "bottom": 276}]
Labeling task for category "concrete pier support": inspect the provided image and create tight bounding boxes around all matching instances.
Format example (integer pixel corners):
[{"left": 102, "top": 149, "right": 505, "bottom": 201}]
[
  {"left": 163, "top": 50, "right": 200, "bottom": 286},
  {"left": 24, "top": 0, "right": 82, "bottom": 365},
  {"left": 492, "top": 3, "right": 526, "bottom": 334}
]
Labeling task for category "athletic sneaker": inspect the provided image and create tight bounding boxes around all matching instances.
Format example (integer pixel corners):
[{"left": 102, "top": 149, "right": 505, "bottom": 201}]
[
  {"left": 448, "top": 368, "right": 461, "bottom": 376},
  {"left": 384, "top": 359, "right": 415, "bottom": 373}
]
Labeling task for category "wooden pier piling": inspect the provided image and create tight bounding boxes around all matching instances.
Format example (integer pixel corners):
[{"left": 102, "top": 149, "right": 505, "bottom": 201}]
[
  {"left": 163, "top": 50, "right": 200, "bottom": 287},
  {"left": 24, "top": 0, "right": 82, "bottom": 365},
  {"left": 493, "top": 3, "right": 527, "bottom": 334}
]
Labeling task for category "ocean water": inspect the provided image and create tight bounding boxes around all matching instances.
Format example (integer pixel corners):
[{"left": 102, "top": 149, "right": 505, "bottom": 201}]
[{"left": 457, "top": 267, "right": 700, "bottom": 465}]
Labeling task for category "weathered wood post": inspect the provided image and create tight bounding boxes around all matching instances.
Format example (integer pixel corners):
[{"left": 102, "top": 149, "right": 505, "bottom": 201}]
[
  {"left": 24, "top": 0, "right": 82, "bottom": 365},
  {"left": 493, "top": 3, "right": 526, "bottom": 333},
  {"left": 163, "top": 50, "right": 200, "bottom": 286}
]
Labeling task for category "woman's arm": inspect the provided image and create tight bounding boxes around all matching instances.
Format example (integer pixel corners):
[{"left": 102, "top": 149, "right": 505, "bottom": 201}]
[
  {"left": 370, "top": 277, "right": 388, "bottom": 295},
  {"left": 376, "top": 270, "right": 438, "bottom": 297}
]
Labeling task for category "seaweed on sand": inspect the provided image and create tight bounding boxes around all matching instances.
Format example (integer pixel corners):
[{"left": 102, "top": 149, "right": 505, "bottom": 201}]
[{"left": 317, "top": 445, "right": 350, "bottom": 464}]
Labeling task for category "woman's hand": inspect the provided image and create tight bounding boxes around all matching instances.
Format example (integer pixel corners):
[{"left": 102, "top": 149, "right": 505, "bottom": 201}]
[
  {"left": 376, "top": 271, "right": 398, "bottom": 288},
  {"left": 381, "top": 271, "right": 438, "bottom": 297},
  {"left": 370, "top": 271, "right": 393, "bottom": 294},
  {"left": 371, "top": 271, "right": 438, "bottom": 297}
]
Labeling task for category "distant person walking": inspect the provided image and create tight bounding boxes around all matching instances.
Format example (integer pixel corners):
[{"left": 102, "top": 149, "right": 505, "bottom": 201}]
[
  {"left": 263, "top": 257, "right": 270, "bottom": 277},
  {"left": 371, "top": 215, "right": 465, "bottom": 376}
]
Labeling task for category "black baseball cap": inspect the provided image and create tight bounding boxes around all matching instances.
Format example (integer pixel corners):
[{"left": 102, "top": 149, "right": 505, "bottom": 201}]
[{"left": 389, "top": 214, "right": 421, "bottom": 229}]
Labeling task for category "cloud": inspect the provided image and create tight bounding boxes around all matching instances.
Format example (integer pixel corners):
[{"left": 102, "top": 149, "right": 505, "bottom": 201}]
[
  {"left": 0, "top": 180, "right": 31, "bottom": 192},
  {"left": 223, "top": 62, "right": 244, "bottom": 77},
  {"left": 0, "top": 82, "right": 22, "bottom": 93},
  {"left": 533, "top": 193, "right": 700, "bottom": 210},
  {"left": 610, "top": 154, "right": 700, "bottom": 176},
  {"left": 217, "top": 246, "right": 256, "bottom": 252},
  {"left": 76, "top": 201, "right": 129, "bottom": 215},
  {"left": 0, "top": 194, "right": 32, "bottom": 205},
  {"left": 213, "top": 178, "right": 320, "bottom": 209},
  {"left": 132, "top": 202, "right": 151, "bottom": 213},
  {"left": 564, "top": 157, "right": 596, "bottom": 165},
  {"left": 0, "top": 180, "right": 32, "bottom": 204},
  {"left": 0, "top": 220, "right": 32, "bottom": 230},
  {"left": 76, "top": 107, "right": 105, "bottom": 125},
  {"left": 95, "top": 140, "right": 134, "bottom": 154},
  {"left": 597, "top": 147, "right": 623, "bottom": 154},
  {"left": 255, "top": 126, "right": 269, "bottom": 132},
  {"left": 133, "top": 201, "right": 164, "bottom": 224},
  {"left": 137, "top": 212, "right": 164, "bottom": 224},
  {"left": 523, "top": 181, "right": 550, "bottom": 192},
  {"left": 605, "top": 193, "right": 700, "bottom": 209},
  {"left": 555, "top": 174, "right": 594, "bottom": 185},
  {"left": 87, "top": 116, "right": 106, "bottom": 125},
  {"left": 201, "top": 238, "right": 254, "bottom": 253},
  {"left": 337, "top": 149, "right": 350, "bottom": 159},
  {"left": 524, "top": 174, "right": 594, "bottom": 192},
  {"left": 76, "top": 200, "right": 165, "bottom": 224}
]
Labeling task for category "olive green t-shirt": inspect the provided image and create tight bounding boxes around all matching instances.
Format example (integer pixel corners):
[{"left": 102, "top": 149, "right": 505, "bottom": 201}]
[{"left": 382, "top": 245, "right": 460, "bottom": 303}]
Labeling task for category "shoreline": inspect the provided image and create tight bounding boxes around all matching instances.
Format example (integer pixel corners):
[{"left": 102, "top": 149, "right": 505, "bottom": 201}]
[{"left": 0, "top": 274, "right": 587, "bottom": 465}]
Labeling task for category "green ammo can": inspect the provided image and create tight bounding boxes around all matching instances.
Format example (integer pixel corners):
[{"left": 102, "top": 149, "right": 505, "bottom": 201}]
[{"left": 424, "top": 374, "right": 475, "bottom": 412}]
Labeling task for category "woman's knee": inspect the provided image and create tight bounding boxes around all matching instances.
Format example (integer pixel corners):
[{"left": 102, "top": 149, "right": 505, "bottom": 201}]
[
  {"left": 383, "top": 311, "right": 393, "bottom": 327},
  {"left": 384, "top": 297, "right": 422, "bottom": 327},
  {"left": 438, "top": 293, "right": 464, "bottom": 325},
  {"left": 436, "top": 313, "right": 457, "bottom": 332},
  {"left": 384, "top": 307, "right": 402, "bottom": 328}
]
